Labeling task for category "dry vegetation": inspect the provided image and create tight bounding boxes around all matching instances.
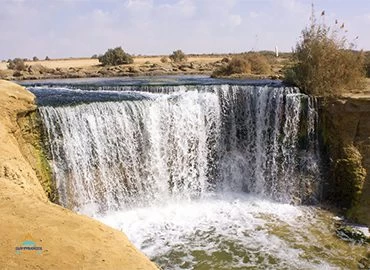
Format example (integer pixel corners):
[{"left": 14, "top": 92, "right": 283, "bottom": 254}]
[
  {"left": 1, "top": 44, "right": 368, "bottom": 85},
  {"left": 212, "top": 52, "right": 272, "bottom": 77},
  {"left": 284, "top": 10, "right": 366, "bottom": 96},
  {"left": 0, "top": 54, "right": 230, "bottom": 80}
]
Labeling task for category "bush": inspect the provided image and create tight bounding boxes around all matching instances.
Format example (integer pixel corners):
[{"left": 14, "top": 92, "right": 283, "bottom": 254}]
[
  {"left": 160, "top": 56, "right": 169, "bottom": 63},
  {"left": 365, "top": 51, "right": 370, "bottom": 78},
  {"left": 45, "top": 56, "right": 50, "bottom": 61},
  {"left": 284, "top": 11, "right": 365, "bottom": 96},
  {"left": 169, "top": 50, "right": 187, "bottom": 63},
  {"left": 91, "top": 54, "right": 98, "bottom": 59},
  {"left": 98, "top": 47, "right": 133, "bottom": 66},
  {"left": 221, "top": 57, "right": 230, "bottom": 63},
  {"left": 212, "top": 53, "right": 270, "bottom": 77},
  {"left": 212, "top": 56, "right": 251, "bottom": 77},
  {"left": 7, "top": 58, "right": 27, "bottom": 71},
  {"left": 33, "top": 56, "right": 39, "bottom": 61},
  {"left": 246, "top": 53, "right": 271, "bottom": 74},
  {"left": 13, "top": 71, "right": 22, "bottom": 77}
]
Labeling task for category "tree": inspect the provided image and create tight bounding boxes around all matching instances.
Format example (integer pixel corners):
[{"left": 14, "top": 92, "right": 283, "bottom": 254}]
[
  {"left": 45, "top": 56, "right": 50, "bottom": 61},
  {"left": 7, "top": 58, "right": 27, "bottom": 71},
  {"left": 284, "top": 7, "right": 365, "bottom": 96},
  {"left": 33, "top": 56, "right": 39, "bottom": 61},
  {"left": 169, "top": 50, "right": 187, "bottom": 63},
  {"left": 98, "top": 47, "right": 133, "bottom": 66}
]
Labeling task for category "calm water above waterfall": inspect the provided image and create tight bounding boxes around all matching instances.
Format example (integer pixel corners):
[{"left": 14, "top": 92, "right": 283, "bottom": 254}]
[{"left": 27, "top": 77, "right": 366, "bottom": 269}]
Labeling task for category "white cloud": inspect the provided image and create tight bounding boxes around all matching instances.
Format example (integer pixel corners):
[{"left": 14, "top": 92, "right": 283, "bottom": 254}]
[
  {"left": 125, "top": 0, "right": 153, "bottom": 10},
  {"left": 0, "top": 0, "right": 369, "bottom": 60},
  {"left": 277, "top": 0, "right": 306, "bottom": 13},
  {"left": 249, "top": 11, "right": 261, "bottom": 19},
  {"left": 221, "top": 14, "right": 242, "bottom": 28}
]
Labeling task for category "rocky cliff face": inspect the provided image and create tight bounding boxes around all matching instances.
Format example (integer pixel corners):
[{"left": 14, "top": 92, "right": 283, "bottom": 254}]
[
  {"left": 320, "top": 97, "right": 370, "bottom": 225},
  {"left": 0, "top": 80, "right": 157, "bottom": 270}
]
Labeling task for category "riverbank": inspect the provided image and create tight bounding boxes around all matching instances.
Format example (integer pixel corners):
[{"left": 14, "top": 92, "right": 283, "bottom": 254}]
[
  {"left": 0, "top": 80, "right": 157, "bottom": 269},
  {"left": 0, "top": 56, "right": 223, "bottom": 81},
  {"left": 0, "top": 54, "right": 288, "bottom": 81}
]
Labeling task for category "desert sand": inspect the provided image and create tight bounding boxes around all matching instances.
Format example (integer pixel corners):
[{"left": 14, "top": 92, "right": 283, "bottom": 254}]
[
  {"left": 0, "top": 80, "right": 158, "bottom": 270},
  {"left": 0, "top": 55, "right": 228, "bottom": 81},
  {"left": 0, "top": 56, "right": 223, "bottom": 71}
]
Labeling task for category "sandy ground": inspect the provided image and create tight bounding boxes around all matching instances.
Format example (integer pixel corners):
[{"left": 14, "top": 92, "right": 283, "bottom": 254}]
[
  {"left": 0, "top": 59, "right": 98, "bottom": 70},
  {"left": 0, "top": 80, "right": 158, "bottom": 270},
  {"left": 0, "top": 56, "right": 223, "bottom": 70},
  {"left": 342, "top": 78, "right": 370, "bottom": 98},
  {"left": 0, "top": 62, "right": 7, "bottom": 70}
]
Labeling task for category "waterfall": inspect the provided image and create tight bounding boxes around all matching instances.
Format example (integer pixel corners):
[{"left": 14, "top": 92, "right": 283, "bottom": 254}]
[
  {"left": 29, "top": 81, "right": 366, "bottom": 270},
  {"left": 37, "top": 84, "right": 321, "bottom": 213}
]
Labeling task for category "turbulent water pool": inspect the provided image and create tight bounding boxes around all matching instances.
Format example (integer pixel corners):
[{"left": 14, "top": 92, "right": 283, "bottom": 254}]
[
  {"left": 25, "top": 76, "right": 369, "bottom": 270},
  {"left": 96, "top": 193, "right": 366, "bottom": 269}
]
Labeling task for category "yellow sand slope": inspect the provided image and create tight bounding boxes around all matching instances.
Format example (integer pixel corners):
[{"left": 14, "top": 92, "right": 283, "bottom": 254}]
[{"left": 0, "top": 80, "right": 157, "bottom": 270}]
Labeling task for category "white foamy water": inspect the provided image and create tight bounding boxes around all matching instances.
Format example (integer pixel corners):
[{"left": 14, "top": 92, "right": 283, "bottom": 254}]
[
  {"left": 97, "top": 193, "right": 338, "bottom": 270},
  {"left": 39, "top": 85, "right": 322, "bottom": 212}
]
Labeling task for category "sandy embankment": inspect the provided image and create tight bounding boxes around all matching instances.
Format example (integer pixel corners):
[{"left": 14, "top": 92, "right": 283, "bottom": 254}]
[
  {"left": 0, "top": 80, "right": 157, "bottom": 269},
  {"left": 0, "top": 56, "right": 226, "bottom": 81},
  {"left": 0, "top": 56, "right": 224, "bottom": 71}
]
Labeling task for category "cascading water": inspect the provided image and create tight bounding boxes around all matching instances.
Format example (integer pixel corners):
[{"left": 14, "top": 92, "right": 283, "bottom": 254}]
[
  {"left": 29, "top": 79, "right": 363, "bottom": 269},
  {"left": 38, "top": 84, "right": 321, "bottom": 213}
]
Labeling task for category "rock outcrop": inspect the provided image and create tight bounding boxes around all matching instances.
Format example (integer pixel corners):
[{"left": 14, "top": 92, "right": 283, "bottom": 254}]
[
  {"left": 320, "top": 96, "right": 370, "bottom": 225},
  {"left": 0, "top": 80, "right": 157, "bottom": 269}
]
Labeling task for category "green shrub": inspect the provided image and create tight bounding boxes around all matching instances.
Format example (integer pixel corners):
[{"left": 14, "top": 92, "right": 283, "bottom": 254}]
[
  {"left": 7, "top": 58, "right": 27, "bottom": 71},
  {"left": 98, "top": 47, "right": 133, "bottom": 66},
  {"left": 284, "top": 11, "right": 365, "bottom": 96},
  {"left": 169, "top": 50, "right": 187, "bottom": 63}
]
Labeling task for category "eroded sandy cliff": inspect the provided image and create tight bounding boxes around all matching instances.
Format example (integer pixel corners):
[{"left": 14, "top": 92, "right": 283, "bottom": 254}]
[
  {"left": 321, "top": 97, "right": 370, "bottom": 225},
  {"left": 0, "top": 80, "right": 157, "bottom": 269}
]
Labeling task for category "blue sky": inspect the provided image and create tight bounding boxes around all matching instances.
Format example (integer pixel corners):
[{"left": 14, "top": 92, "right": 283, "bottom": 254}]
[{"left": 1, "top": 0, "right": 370, "bottom": 59}]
